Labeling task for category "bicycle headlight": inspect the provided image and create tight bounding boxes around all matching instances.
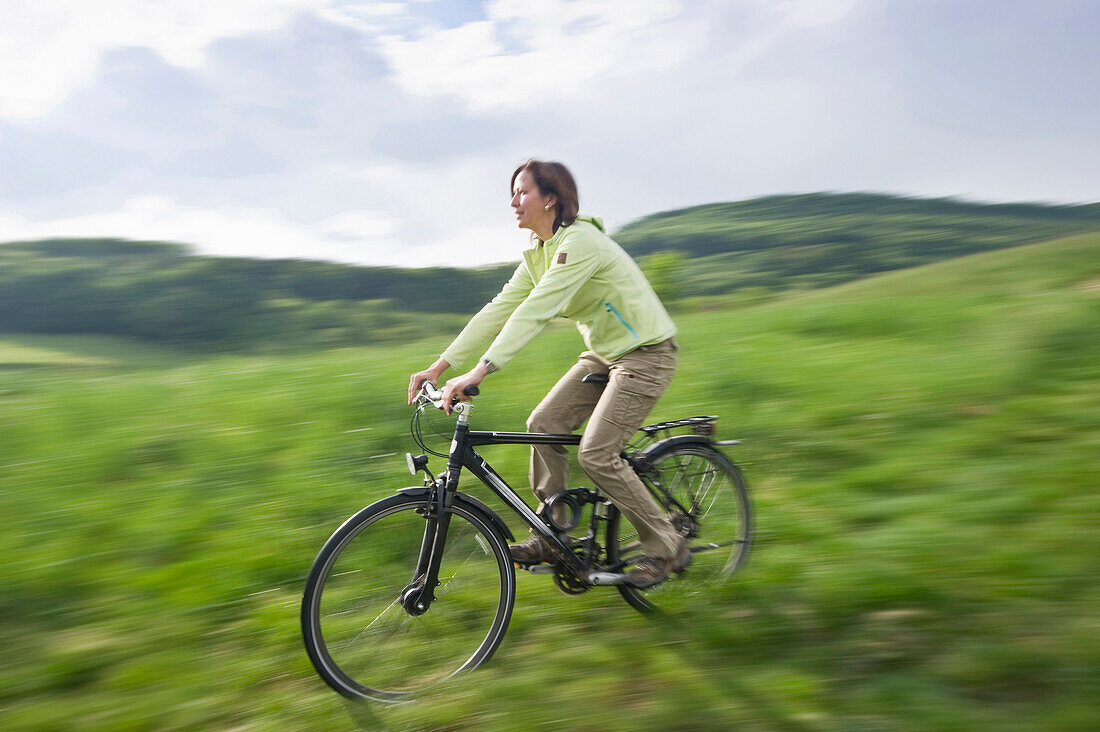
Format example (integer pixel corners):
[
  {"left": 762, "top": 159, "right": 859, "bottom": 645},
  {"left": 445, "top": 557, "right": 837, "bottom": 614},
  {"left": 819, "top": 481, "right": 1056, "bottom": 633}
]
[{"left": 406, "top": 453, "right": 429, "bottom": 475}]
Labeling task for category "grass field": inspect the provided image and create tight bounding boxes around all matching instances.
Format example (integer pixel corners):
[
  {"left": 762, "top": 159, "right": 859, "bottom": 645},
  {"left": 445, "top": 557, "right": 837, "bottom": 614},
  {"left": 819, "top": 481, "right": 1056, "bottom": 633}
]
[{"left": 2, "top": 233, "right": 1098, "bottom": 730}]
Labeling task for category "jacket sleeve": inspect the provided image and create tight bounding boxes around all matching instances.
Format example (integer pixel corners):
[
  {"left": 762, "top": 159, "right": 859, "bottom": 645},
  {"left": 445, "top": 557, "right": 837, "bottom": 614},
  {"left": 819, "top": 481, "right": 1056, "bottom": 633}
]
[
  {"left": 481, "top": 236, "right": 603, "bottom": 369},
  {"left": 440, "top": 260, "right": 535, "bottom": 371}
]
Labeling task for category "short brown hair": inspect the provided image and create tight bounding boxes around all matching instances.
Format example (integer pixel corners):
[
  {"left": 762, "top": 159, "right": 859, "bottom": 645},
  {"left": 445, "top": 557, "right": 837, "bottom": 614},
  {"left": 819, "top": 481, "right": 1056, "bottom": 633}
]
[{"left": 511, "top": 159, "right": 579, "bottom": 233}]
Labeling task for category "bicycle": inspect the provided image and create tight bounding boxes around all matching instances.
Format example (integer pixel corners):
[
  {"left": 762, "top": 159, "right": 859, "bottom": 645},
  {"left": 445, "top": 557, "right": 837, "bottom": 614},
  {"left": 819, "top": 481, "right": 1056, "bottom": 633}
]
[{"left": 301, "top": 380, "right": 752, "bottom": 702}]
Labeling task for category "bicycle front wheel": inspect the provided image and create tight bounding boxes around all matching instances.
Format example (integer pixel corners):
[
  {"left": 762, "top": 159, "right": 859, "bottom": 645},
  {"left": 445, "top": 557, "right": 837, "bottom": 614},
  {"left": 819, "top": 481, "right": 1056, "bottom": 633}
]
[
  {"left": 301, "top": 493, "right": 515, "bottom": 701},
  {"left": 608, "top": 443, "right": 751, "bottom": 613}
]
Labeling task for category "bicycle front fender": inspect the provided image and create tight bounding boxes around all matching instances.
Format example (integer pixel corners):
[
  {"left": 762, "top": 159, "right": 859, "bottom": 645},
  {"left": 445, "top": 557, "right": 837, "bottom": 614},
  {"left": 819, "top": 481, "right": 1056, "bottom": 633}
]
[{"left": 396, "top": 486, "right": 516, "bottom": 542}]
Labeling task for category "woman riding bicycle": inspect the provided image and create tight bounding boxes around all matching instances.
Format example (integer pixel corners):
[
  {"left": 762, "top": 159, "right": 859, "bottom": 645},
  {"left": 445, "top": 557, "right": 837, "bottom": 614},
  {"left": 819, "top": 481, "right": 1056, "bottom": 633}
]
[{"left": 407, "top": 159, "right": 688, "bottom": 589}]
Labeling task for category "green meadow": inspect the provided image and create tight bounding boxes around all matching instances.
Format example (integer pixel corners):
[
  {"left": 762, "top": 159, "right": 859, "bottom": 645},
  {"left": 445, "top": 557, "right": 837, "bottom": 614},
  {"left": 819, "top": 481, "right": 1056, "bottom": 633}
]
[{"left": 2, "top": 233, "right": 1097, "bottom": 730}]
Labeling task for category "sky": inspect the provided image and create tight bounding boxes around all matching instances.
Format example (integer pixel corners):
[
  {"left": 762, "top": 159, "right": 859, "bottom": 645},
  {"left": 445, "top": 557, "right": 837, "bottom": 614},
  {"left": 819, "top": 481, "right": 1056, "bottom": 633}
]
[{"left": 0, "top": 0, "right": 1097, "bottom": 267}]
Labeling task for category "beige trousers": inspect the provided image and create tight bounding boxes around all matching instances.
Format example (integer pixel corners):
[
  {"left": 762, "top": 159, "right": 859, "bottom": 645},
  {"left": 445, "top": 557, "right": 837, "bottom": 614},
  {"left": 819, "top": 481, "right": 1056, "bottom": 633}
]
[{"left": 527, "top": 338, "right": 681, "bottom": 559}]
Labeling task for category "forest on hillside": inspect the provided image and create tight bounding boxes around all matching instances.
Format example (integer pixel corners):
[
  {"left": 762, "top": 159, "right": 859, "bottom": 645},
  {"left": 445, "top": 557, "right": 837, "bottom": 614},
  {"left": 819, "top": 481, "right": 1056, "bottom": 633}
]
[
  {"left": 617, "top": 193, "right": 1100, "bottom": 293},
  {"left": 2, "top": 192, "right": 1098, "bottom": 348}
]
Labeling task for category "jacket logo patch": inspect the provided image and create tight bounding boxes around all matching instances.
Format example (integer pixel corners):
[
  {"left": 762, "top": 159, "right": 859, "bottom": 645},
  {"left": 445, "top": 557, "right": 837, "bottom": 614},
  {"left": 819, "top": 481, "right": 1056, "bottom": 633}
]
[{"left": 557, "top": 252, "right": 567, "bottom": 264}]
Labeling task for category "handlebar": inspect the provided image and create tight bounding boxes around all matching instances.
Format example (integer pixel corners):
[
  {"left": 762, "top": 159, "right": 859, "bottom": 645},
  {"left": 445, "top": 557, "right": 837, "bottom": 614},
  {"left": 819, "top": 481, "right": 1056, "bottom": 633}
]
[{"left": 417, "top": 381, "right": 479, "bottom": 411}]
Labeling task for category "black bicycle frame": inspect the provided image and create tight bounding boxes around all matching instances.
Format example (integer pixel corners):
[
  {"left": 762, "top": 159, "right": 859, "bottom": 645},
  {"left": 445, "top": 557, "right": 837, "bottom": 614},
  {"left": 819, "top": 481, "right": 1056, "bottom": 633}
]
[
  {"left": 410, "top": 419, "right": 587, "bottom": 609},
  {"left": 463, "top": 427, "right": 585, "bottom": 569}
]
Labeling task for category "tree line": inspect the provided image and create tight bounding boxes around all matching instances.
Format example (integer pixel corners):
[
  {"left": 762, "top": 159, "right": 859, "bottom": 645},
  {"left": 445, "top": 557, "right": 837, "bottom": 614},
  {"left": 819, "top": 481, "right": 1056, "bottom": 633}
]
[
  {"left": 2, "top": 192, "right": 1097, "bottom": 348},
  {"left": 0, "top": 239, "right": 506, "bottom": 348},
  {"left": 616, "top": 192, "right": 1100, "bottom": 294}
]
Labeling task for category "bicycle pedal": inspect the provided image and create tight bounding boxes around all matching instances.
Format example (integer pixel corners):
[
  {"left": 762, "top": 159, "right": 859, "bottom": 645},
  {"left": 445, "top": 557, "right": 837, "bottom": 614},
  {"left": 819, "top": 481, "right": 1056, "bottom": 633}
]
[{"left": 522, "top": 564, "right": 555, "bottom": 574}]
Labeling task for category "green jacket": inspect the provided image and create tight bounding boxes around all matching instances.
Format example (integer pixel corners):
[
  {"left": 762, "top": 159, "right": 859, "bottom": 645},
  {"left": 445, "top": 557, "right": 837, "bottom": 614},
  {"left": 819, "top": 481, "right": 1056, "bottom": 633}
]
[{"left": 441, "top": 216, "right": 677, "bottom": 371}]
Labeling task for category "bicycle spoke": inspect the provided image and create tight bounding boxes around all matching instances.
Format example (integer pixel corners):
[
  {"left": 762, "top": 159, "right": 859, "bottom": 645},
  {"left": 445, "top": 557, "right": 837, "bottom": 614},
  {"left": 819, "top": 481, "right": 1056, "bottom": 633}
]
[
  {"left": 693, "top": 466, "right": 719, "bottom": 514},
  {"left": 342, "top": 595, "right": 405, "bottom": 653}
]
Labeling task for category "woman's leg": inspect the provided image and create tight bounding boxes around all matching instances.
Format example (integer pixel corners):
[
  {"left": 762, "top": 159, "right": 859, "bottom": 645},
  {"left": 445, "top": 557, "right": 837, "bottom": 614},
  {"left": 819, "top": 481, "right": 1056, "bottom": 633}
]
[
  {"left": 513, "top": 352, "right": 609, "bottom": 563},
  {"left": 527, "top": 351, "right": 610, "bottom": 504},
  {"left": 577, "top": 340, "right": 680, "bottom": 560}
]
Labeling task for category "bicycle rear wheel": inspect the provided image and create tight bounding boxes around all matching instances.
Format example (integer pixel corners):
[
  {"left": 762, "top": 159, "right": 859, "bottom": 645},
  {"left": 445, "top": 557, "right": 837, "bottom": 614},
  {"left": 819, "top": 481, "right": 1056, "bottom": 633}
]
[
  {"left": 301, "top": 493, "right": 515, "bottom": 701},
  {"left": 607, "top": 442, "right": 751, "bottom": 613}
]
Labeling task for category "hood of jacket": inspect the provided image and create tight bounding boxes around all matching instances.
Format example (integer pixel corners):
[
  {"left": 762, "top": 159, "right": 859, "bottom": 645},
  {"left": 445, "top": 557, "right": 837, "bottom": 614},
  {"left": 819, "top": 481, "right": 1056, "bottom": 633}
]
[{"left": 574, "top": 215, "right": 605, "bottom": 232}]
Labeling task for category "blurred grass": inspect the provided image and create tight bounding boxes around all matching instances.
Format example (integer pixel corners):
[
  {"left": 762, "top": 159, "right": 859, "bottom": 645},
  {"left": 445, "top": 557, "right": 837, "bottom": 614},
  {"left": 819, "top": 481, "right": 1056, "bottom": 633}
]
[
  {"left": 0, "top": 334, "right": 200, "bottom": 369},
  {"left": 1, "top": 233, "right": 1098, "bottom": 730}
]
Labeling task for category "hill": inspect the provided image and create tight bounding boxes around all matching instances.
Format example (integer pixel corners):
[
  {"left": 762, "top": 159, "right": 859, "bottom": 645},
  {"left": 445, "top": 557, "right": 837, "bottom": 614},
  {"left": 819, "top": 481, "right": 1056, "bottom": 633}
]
[
  {"left": 616, "top": 192, "right": 1100, "bottom": 292},
  {"left": 1, "top": 232, "right": 1097, "bottom": 729},
  {"left": 0, "top": 238, "right": 504, "bottom": 347}
]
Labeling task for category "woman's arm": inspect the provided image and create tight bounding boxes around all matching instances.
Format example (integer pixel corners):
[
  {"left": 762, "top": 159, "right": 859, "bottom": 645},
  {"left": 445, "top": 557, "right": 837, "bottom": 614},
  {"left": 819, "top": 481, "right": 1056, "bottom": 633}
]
[
  {"left": 407, "top": 259, "right": 534, "bottom": 405},
  {"left": 439, "top": 260, "right": 535, "bottom": 371}
]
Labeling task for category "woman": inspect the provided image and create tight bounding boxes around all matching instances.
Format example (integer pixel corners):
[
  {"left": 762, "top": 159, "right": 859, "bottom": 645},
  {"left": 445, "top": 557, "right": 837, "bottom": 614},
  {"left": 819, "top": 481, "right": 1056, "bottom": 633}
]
[{"left": 406, "top": 160, "right": 688, "bottom": 589}]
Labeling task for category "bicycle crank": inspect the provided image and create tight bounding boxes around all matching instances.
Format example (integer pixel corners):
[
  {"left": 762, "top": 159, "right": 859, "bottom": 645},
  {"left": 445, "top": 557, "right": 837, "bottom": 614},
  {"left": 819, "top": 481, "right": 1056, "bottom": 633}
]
[{"left": 585, "top": 571, "right": 630, "bottom": 586}]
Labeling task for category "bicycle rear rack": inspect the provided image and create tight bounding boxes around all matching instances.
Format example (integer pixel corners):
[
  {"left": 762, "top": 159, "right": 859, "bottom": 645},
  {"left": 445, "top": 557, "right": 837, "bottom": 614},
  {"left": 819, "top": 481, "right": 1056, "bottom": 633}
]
[
  {"left": 639, "top": 415, "right": 719, "bottom": 437},
  {"left": 628, "top": 415, "right": 742, "bottom": 454}
]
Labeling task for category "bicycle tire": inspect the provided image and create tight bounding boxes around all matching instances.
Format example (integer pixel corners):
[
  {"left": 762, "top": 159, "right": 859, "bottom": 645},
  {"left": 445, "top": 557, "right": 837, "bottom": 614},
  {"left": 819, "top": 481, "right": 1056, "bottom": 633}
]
[
  {"left": 607, "top": 442, "right": 751, "bottom": 613},
  {"left": 301, "top": 493, "right": 516, "bottom": 701}
]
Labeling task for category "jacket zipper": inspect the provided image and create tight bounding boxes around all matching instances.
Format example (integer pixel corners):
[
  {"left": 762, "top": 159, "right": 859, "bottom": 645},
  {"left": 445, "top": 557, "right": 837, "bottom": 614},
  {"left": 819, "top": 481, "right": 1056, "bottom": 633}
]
[{"left": 604, "top": 302, "right": 638, "bottom": 339}]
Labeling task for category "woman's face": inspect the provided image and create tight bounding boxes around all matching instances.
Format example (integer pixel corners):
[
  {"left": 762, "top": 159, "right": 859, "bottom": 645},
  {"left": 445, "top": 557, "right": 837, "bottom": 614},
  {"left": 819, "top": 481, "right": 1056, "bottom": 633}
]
[{"left": 511, "top": 170, "right": 555, "bottom": 235}]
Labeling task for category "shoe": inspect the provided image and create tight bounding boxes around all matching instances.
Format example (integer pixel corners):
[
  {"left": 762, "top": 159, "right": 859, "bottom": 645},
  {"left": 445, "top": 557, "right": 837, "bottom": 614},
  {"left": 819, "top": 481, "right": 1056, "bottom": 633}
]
[
  {"left": 626, "top": 539, "right": 693, "bottom": 589},
  {"left": 509, "top": 535, "right": 554, "bottom": 565}
]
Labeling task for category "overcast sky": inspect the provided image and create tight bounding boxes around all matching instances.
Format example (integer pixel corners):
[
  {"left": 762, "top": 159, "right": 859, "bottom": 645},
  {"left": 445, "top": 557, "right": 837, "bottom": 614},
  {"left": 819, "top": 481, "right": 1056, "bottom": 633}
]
[{"left": 1, "top": 0, "right": 1097, "bottom": 267}]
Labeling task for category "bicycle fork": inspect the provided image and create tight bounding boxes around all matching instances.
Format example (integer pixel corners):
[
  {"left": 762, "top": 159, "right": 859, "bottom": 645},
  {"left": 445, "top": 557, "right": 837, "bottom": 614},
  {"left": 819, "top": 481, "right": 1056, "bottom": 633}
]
[
  {"left": 403, "top": 447, "right": 467, "bottom": 615},
  {"left": 400, "top": 411, "right": 471, "bottom": 616},
  {"left": 400, "top": 488, "right": 452, "bottom": 616}
]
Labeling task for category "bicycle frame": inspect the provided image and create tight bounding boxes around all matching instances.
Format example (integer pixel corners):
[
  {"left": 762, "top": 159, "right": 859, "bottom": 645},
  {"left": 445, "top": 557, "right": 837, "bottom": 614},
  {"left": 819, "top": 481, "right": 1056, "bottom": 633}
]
[{"left": 405, "top": 404, "right": 594, "bottom": 612}]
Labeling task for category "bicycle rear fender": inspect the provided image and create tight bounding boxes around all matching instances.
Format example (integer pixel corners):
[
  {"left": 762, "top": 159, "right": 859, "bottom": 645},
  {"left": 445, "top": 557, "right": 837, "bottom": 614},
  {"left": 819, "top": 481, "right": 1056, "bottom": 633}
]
[
  {"left": 633, "top": 434, "right": 721, "bottom": 472},
  {"left": 396, "top": 486, "right": 516, "bottom": 542},
  {"left": 641, "top": 433, "right": 713, "bottom": 453}
]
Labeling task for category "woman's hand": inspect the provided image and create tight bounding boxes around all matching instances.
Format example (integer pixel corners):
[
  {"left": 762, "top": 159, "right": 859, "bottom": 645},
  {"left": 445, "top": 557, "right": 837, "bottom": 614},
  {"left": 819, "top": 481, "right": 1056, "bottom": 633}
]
[
  {"left": 440, "top": 361, "right": 490, "bottom": 415},
  {"left": 408, "top": 359, "right": 450, "bottom": 404}
]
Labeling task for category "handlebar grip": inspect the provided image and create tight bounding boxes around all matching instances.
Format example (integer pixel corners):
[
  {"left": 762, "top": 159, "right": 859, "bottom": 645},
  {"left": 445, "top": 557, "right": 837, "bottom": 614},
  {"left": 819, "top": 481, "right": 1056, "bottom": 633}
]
[{"left": 464, "top": 385, "right": 480, "bottom": 397}]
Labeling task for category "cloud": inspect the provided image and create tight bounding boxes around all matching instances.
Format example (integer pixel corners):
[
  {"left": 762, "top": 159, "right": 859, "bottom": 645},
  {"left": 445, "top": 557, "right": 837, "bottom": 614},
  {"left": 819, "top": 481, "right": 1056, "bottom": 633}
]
[
  {"left": 374, "top": 0, "right": 703, "bottom": 112},
  {"left": 0, "top": 15, "right": 410, "bottom": 216},
  {"left": 0, "top": 123, "right": 142, "bottom": 197},
  {"left": 0, "top": 8, "right": 542, "bottom": 257},
  {"left": 0, "top": 195, "right": 412, "bottom": 265},
  {"left": 331, "top": 155, "right": 530, "bottom": 264},
  {"left": 776, "top": 0, "right": 858, "bottom": 27},
  {"left": 0, "top": 0, "right": 328, "bottom": 118}
]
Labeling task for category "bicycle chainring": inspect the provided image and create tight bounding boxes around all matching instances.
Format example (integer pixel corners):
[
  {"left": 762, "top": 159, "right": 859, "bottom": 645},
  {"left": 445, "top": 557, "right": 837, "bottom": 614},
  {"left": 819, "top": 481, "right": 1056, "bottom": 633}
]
[{"left": 552, "top": 563, "right": 590, "bottom": 595}]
